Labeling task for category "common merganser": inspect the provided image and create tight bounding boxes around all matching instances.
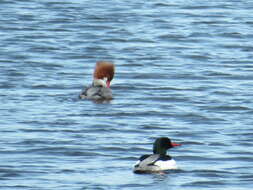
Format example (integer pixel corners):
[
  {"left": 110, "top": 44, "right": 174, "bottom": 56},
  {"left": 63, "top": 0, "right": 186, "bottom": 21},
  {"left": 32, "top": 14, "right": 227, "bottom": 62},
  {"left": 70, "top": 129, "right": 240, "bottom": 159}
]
[
  {"left": 79, "top": 61, "right": 115, "bottom": 101},
  {"left": 133, "top": 137, "right": 181, "bottom": 174}
]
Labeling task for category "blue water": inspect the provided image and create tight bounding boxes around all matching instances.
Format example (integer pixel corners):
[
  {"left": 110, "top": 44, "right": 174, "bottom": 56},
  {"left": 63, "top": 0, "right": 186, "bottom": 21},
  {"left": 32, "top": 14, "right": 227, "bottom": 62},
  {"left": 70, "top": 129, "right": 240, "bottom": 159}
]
[{"left": 1, "top": 0, "right": 253, "bottom": 189}]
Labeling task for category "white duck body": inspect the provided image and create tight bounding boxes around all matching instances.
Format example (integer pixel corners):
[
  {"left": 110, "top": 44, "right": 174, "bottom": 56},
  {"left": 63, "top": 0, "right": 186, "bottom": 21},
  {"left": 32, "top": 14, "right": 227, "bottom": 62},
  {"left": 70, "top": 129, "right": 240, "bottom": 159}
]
[{"left": 134, "top": 154, "right": 178, "bottom": 173}]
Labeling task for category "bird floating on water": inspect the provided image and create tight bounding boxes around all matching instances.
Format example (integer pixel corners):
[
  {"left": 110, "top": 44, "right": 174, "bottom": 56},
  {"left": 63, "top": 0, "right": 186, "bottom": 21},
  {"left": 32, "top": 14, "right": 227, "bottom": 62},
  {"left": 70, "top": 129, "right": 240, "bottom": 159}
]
[
  {"left": 133, "top": 137, "right": 181, "bottom": 174},
  {"left": 79, "top": 61, "right": 115, "bottom": 101}
]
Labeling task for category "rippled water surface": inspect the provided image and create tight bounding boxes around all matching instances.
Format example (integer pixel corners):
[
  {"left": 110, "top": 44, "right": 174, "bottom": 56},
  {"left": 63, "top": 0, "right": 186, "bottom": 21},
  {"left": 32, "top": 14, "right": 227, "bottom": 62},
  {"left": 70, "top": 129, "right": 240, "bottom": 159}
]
[{"left": 1, "top": 0, "right": 253, "bottom": 189}]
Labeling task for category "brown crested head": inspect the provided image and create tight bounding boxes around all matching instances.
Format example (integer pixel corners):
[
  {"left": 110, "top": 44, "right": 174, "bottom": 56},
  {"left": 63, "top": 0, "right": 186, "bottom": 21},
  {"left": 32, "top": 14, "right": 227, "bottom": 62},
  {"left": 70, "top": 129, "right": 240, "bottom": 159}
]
[{"left": 93, "top": 61, "right": 115, "bottom": 82}]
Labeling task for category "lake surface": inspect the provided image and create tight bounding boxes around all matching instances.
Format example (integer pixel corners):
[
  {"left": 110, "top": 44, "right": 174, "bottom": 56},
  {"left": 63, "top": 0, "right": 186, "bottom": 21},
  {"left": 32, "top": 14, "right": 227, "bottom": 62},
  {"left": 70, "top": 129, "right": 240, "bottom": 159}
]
[{"left": 1, "top": 0, "right": 253, "bottom": 189}]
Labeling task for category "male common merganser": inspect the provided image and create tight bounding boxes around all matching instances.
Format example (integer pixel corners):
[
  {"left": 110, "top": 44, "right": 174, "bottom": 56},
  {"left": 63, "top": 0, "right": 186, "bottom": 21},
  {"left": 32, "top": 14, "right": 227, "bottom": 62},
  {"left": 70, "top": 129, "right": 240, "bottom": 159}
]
[
  {"left": 79, "top": 61, "right": 115, "bottom": 101},
  {"left": 133, "top": 137, "right": 181, "bottom": 174}
]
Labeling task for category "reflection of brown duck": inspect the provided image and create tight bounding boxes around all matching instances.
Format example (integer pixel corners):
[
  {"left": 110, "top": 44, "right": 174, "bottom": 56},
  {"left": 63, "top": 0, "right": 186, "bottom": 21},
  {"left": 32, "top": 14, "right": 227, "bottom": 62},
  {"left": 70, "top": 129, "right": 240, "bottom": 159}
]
[
  {"left": 134, "top": 137, "right": 181, "bottom": 174},
  {"left": 79, "top": 61, "right": 115, "bottom": 100}
]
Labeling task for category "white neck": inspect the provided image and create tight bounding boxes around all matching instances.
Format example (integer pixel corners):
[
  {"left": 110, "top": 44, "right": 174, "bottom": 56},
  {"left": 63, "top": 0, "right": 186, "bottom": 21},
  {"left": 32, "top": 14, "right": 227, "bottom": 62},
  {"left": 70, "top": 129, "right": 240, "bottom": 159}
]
[{"left": 93, "top": 79, "right": 107, "bottom": 87}]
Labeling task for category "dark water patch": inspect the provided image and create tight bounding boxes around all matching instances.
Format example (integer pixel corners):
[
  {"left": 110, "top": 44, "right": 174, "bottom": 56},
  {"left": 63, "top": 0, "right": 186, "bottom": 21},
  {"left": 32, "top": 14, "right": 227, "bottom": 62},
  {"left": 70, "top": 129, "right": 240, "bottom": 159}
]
[
  {"left": 4, "top": 70, "right": 26, "bottom": 77},
  {"left": 193, "top": 170, "right": 232, "bottom": 178},
  {"left": 148, "top": 86, "right": 193, "bottom": 91},
  {"left": 218, "top": 157, "right": 253, "bottom": 162},
  {"left": 0, "top": 0, "right": 18, "bottom": 5},
  {"left": 153, "top": 2, "right": 176, "bottom": 7},
  {"left": 177, "top": 155, "right": 212, "bottom": 161},
  {"left": 114, "top": 156, "right": 137, "bottom": 161},
  {"left": 132, "top": 73, "right": 172, "bottom": 80},
  {"left": 173, "top": 131, "right": 209, "bottom": 139},
  {"left": 207, "top": 105, "right": 251, "bottom": 112},
  {"left": 211, "top": 90, "right": 234, "bottom": 96},
  {"left": 192, "top": 20, "right": 233, "bottom": 26},
  {"left": 30, "top": 84, "right": 68, "bottom": 90},
  {"left": 100, "top": 146, "right": 131, "bottom": 153},
  {"left": 188, "top": 32, "right": 213, "bottom": 38},
  {"left": 175, "top": 113, "right": 217, "bottom": 124},
  {"left": 103, "top": 37, "right": 129, "bottom": 43},
  {"left": 19, "top": 119, "right": 78, "bottom": 127},
  {"left": 157, "top": 33, "right": 187, "bottom": 41},
  {"left": 57, "top": 169, "right": 76, "bottom": 173},
  {"left": 181, "top": 5, "right": 231, "bottom": 10},
  {"left": 220, "top": 60, "right": 253, "bottom": 66},
  {"left": 182, "top": 180, "right": 226, "bottom": 187},
  {"left": 204, "top": 70, "right": 233, "bottom": 77},
  {"left": 0, "top": 168, "right": 47, "bottom": 178},
  {"left": 238, "top": 174, "right": 253, "bottom": 180},
  {"left": 169, "top": 73, "right": 208, "bottom": 80},
  {"left": 218, "top": 32, "right": 245, "bottom": 39},
  {"left": 208, "top": 142, "right": 228, "bottom": 146},
  {"left": 0, "top": 172, "right": 21, "bottom": 178},
  {"left": 219, "top": 44, "right": 253, "bottom": 51},
  {"left": 119, "top": 183, "right": 150, "bottom": 188},
  {"left": 0, "top": 83, "right": 15, "bottom": 89},
  {"left": 56, "top": 53, "right": 97, "bottom": 60},
  {"left": 225, "top": 150, "right": 253, "bottom": 156},
  {"left": 141, "top": 125, "right": 171, "bottom": 130},
  {"left": 149, "top": 96, "right": 190, "bottom": 103},
  {"left": 78, "top": 111, "right": 169, "bottom": 118},
  {"left": 192, "top": 169, "right": 234, "bottom": 175},
  {"left": 182, "top": 54, "right": 212, "bottom": 61},
  {"left": 18, "top": 139, "right": 56, "bottom": 145},
  {"left": 27, "top": 45, "right": 61, "bottom": 52},
  {"left": 225, "top": 132, "right": 253, "bottom": 140},
  {"left": 0, "top": 186, "right": 34, "bottom": 190},
  {"left": 18, "top": 128, "right": 66, "bottom": 134},
  {"left": 23, "top": 61, "right": 64, "bottom": 68},
  {"left": 7, "top": 147, "right": 103, "bottom": 157},
  {"left": 81, "top": 127, "right": 141, "bottom": 135}
]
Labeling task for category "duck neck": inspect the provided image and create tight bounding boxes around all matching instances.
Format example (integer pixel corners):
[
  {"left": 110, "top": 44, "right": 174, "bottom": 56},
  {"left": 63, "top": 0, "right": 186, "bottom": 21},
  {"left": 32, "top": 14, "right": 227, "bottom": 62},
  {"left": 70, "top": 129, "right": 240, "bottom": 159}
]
[
  {"left": 153, "top": 145, "right": 167, "bottom": 155},
  {"left": 92, "top": 79, "right": 107, "bottom": 87}
]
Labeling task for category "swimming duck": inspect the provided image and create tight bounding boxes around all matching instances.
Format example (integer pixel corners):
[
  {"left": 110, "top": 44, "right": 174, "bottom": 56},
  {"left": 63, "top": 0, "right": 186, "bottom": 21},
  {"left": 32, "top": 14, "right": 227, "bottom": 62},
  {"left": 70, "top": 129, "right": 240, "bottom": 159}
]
[
  {"left": 79, "top": 61, "right": 115, "bottom": 101},
  {"left": 133, "top": 137, "right": 181, "bottom": 174}
]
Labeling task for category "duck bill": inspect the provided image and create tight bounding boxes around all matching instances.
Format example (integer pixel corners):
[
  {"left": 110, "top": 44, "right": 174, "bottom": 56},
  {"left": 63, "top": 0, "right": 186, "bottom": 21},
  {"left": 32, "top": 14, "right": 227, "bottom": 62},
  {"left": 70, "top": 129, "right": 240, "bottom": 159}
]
[
  {"left": 171, "top": 142, "right": 181, "bottom": 147},
  {"left": 106, "top": 81, "right": 110, "bottom": 88}
]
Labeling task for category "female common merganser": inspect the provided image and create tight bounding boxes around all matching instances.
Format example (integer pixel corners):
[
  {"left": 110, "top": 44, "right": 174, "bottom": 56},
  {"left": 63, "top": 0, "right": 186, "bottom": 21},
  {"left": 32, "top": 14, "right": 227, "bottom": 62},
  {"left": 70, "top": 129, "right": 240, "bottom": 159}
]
[
  {"left": 79, "top": 61, "right": 115, "bottom": 101},
  {"left": 133, "top": 137, "right": 181, "bottom": 174}
]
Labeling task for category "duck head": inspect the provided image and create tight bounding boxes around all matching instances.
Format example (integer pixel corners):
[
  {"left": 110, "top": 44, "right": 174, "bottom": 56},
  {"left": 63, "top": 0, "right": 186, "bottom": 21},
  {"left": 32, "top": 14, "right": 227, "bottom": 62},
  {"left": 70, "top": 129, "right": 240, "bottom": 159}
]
[
  {"left": 153, "top": 137, "right": 181, "bottom": 155},
  {"left": 93, "top": 61, "right": 115, "bottom": 88}
]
